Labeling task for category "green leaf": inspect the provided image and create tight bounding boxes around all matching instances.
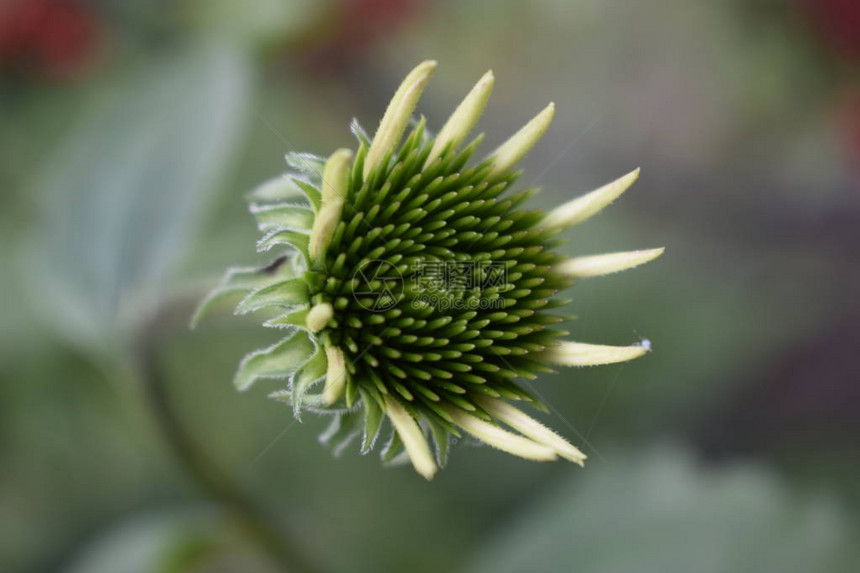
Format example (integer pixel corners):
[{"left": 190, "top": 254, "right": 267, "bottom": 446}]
[
  {"left": 233, "top": 329, "right": 315, "bottom": 391},
  {"left": 29, "top": 45, "right": 254, "bottom": 352},
  {"left": 256, "top": 228, "right": 310, "bottom": 259},
  {"left": 469, "top": 445, "right": 855, "bottom": 573},
  {"left": 235, "top": 278, "right": 310, "bottom": 315},
  {"left": 249, "top": 203, "right": 314, "bottom": 232},
  {"left": 63, "top": 510, "right": 229, "bottom": 573},
  {"left": 290, "top": 345, "right": 327, "bottom": 420}
]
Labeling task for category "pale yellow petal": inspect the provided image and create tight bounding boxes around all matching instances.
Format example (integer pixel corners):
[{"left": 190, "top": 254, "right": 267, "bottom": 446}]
[
  {"left": 542, "top": 341, "right": 650, "bottom": 367},
  {"left": 384, "top": 395, "right": 437, "bottom": 480},
  {"left": 476, "top": 396, "right": 586, "bottom": 465},
  {"left": 305, "top": 302, "right": 334, "bottom": 332},
  {"left": 557, "top": 247, "right": 664, "bottom": 278},
  {"left": 321, "top": 345, "right": 347, "bottom": 406},
  {"left": 540, "top": 168, "right": 640, "bottom": 231},
  {"left": 424, "top": 70, "right": 495, "bottom": 167},
  {"left": 487, "top": 102, "right": 555, "bottom": 176},
  {"left": 309, "top": 149, "right": 352, "bottom": 261},
  {"left": 445, "top": 406, "right": 557, "bottom": 461},
  {"left": 364, "top": 60, "right": 438, "bottom": 178}
]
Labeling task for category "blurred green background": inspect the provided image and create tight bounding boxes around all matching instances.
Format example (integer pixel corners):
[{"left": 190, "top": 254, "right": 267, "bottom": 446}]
[{"left": 1, "top": 1, "right": 858, "bottom": 572}]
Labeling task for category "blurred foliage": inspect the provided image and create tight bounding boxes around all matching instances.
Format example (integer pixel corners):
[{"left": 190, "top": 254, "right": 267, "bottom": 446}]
[
  {"left": 178, "top": 0, "right": 321, "bottom": 48},
  {"left": 62, "top": 509, "right": 277, "bottom": 573},
  {"left": 1, "top": 0, "right": 858, "bottom": 572},
  {"left": 470, "top": 446, "right": 856, "bottom": 573},
  {"left": 26, "top": 45, "right": 253, "bottom": 356}
]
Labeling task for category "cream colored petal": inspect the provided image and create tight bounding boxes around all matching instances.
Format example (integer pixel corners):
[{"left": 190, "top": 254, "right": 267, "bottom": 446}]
[
  {"left": 540, "top": 168, "right": 640, "bottom": 231},
  {"left": 364, "top": 60, "right": 438, "bottom": 178},
  {"left": 321, "top": 345, "right": 347, "bottom": 406},
  {"left": 445, "top": 406, "right": 557, "bottom": 461},
  {"left": 487, "top": 102, "right": 554, "bottom": 177},
  {"left": 305, "top": 302, "right": 334, "bottom": 332},
  {"left": 542, "top": 341, "right": 650, "bottom": 367},
  {"left": 557, "top": 247, "right": 664, "bottom": 279},
  {"left": 475, "top": 396, "right": 586, "bottom": 465},
  {"left": 309, "top": 149, "right": 352, "bottom": 261},
  {"left": 424, "top": 70, "right": 495, "bottom": 167},
  {"left": 384, "top": 395, "right": 437, "bottom": 480}
]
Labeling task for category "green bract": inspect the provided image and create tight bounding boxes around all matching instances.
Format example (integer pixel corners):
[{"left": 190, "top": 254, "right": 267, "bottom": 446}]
[{"left": 194, "top": 61, "right": 664, "bottom": 479}]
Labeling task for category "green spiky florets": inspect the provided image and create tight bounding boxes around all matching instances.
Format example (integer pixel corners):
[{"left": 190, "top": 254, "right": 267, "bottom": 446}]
[
  {"left": 316, "top": 120, "right": 571, "bottom": 398},
  {"left": 194, "top": 62, "right": 663, "bottom": 478}
]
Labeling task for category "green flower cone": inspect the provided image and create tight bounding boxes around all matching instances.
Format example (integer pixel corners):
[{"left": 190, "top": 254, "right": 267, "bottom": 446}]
[{"left": 194, "top": 61, "right": 664, "bottom": 479}]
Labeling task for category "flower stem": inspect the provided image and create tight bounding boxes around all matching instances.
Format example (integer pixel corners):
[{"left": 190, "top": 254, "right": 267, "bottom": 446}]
[{"left": 135, "top": 303, "right": 322, "bottom": 573}]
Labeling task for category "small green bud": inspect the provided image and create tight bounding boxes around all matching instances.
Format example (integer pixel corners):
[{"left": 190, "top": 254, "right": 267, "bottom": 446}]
[{"left": 306, "top": 302, "right": 334, "bottom": 332}]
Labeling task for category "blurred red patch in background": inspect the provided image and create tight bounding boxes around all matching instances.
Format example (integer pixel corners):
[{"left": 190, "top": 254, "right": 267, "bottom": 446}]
[
  {"left": 799, "top": 0, "right": 860, "bottom": 172},
  {"left": 837, "top": 88, "right": 860, "bottom": 171},
  {"left": 0, "top": 0, "right": 104, "bottom": 81},
  {"left": 802, "top": 0, "right": 860, "bottom": 60},
  {"left": 299, "top": 0, "right": 423, "bottom": 74}
]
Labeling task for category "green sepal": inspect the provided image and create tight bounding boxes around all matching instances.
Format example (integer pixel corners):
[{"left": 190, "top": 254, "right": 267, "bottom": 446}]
[
  {"left": 245, "top": 176, "right": 310, "bottom": 204},
  {"left": 263, "top": 306, "right": 310, "bottom": 329},
  {"left": 285, "top": 152, "right": 326, "bottom": 180},
  {"left": 249, "top": 203, "right": 314, "bottom": 232},
  {"left": 350, "top": 118, "right": 370, "bottom": 146},
  {"left": 358, "top": 387, "right": 384, "bottom": 453},
  {"left": 291, "top": 344, "right": 327, "bottom": 420},
  {"left": 401, "top": 116, "right": 428, "bottom": 161},
  {"left": 233, "top": 329, "right": 315, "bottom": 391},
  {"left": 494, "top": 379, "right": 549, "bottom": 412},
  {"left": 319, "top": 411, "right": 363, "bottom": 456},
  {"left": 381, "top": 428, "right": 405, "bottom": 464},
  {"left": 235, "top": 278, "right": 310, "bottom": 315},
  {"left": 350, "top": 143, "right": 368, "bottom": 191},
  {"left": 344, "top": 375, "right": 359, "bottom": 408},
  {"left": 426, "top": 417, "right": 452, "bottom": 468},
  {"left": 190, "top": 260, "right": 291, "bottom": 329},
  {"left": 413, "top": 114, "right": 435, "bottom": 146},
  {"left": 292, "top": 179, "right": 322, "bottom": 213},
  {"left": 256, "top": 228, "right": 310, "bottom": 261}
]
